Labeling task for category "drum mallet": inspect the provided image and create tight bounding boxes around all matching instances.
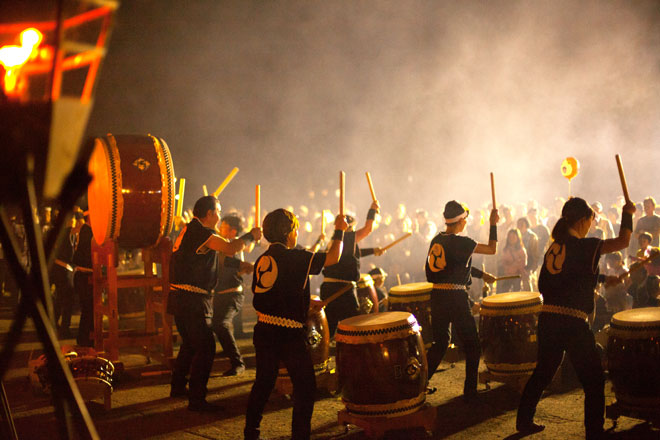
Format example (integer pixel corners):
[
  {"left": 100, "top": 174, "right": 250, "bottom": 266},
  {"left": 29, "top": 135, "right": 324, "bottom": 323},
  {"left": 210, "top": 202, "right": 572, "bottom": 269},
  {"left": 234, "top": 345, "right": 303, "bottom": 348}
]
[
  {"left": 255, "top": 184, "right": 261, "bottom": 228},
  {"left": 615, "top": 154, "right": 631, "bottom": 203},
  {"left": 381, "top": 232, "right": 413, "bottom": 252},
  {"left": 366, "top": 172, "right": 377, "bottom": 203},
  {"left": 202, "top": 184, "right": 208, "bottom": 196},
  {"left": 176, "top": 178, "right": 186, "bottom": 217},
  {"left": 490, "top": 172, "right": 497, "bottom": 209},
  {"left": 213, "top": 167, "right": 239, "bottom": 197},
  {"left": 339, "top": 171, "right": 345, "bottom": 217},
  {"left": 494, "top": 275, "right": 521, "bottom": 281},
  {"left": 319, "top": 283, "right": 355, "bottom": 308}
]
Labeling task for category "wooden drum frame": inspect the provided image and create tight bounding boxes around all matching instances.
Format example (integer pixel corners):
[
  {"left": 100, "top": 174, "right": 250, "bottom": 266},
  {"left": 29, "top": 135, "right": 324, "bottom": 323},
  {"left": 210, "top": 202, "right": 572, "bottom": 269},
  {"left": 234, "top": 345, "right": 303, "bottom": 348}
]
[{"left": 387, "top": 282, "right": 433, "bottom": 347}]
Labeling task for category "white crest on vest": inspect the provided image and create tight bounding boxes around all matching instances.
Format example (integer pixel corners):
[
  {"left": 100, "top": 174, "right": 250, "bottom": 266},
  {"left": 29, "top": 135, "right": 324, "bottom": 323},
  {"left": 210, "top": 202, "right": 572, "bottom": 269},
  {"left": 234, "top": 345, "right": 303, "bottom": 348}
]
[
  {"left": 428, "top": 243, "right": 447, "bottom": 272},
  {"left": 255, "top": 255, "right": 278, "bottom": 293}
]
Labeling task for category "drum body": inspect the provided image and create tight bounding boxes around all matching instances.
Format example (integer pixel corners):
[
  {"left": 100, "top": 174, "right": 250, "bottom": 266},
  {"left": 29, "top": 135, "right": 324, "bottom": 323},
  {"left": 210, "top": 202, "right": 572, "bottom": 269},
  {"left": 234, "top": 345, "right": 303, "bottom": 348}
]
[
  {"left": 336, "top": 311, "right": 427, "bottom": 417},
  {"left": 607, "top": 307, "right": 660, "bottom": 409},
  {"left": 479, "top": 292, "right": 542, "bottom": 377},
  {"left": 278, "top": 296, "right": 330, "bottom": 380},
  {"left": 388, "top": 282, "right": 433, "bottom": 346},
  {"left": 357, "top": 273, "right": 378, "bottom": 314},
  {"left": 88, "top": 134, "right": 175, "bottom": 249}
]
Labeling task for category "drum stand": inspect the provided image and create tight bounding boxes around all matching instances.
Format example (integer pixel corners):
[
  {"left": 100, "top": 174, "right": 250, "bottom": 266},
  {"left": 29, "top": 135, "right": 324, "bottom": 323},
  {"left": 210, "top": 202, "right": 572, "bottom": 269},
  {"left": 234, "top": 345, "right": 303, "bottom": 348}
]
[
  {"left": 606, "top": 401, "right": 660, "bottom": 429},
  {"left": 91, "top": 238, "right": 173, "bottom": 364},
  {"left": 338, "top": 404, "right": 437, "bottom": 439}
]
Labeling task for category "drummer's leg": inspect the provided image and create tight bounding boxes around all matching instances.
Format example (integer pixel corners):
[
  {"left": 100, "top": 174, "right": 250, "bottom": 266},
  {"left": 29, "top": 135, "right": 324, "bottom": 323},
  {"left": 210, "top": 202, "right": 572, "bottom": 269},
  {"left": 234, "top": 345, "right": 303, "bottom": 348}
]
[
  {"left": 452, "top": 291, "right": 481, "bottom": 395},
  {"left": 566, "top": 321, "right": 605, "bottom": 439},
  {"left": 282, "top": 333, "right": 316, "bottom": 440},
  {"left": 517, "top": 314, "right": 564, "bottom": 429},
  {"left": 427, "top": 291, "right": 451, "bottom": 379}
]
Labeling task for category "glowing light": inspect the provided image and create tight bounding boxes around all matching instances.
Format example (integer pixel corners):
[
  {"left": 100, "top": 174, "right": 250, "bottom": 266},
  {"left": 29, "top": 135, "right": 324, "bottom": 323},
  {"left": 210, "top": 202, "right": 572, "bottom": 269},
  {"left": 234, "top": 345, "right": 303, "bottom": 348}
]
[{"left": 0, "top": 28, "right": 43, "bottom": 95}]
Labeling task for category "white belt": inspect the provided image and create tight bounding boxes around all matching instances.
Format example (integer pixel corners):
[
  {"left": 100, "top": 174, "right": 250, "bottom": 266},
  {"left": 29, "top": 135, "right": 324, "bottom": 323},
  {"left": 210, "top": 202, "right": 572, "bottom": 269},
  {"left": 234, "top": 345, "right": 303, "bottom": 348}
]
[
  {"left": 541, "top": 304, "right": 588, "bottom": 322},
  {"left": 323, "top": 278, "right": 357, "bottom": 286},
  {"left": 432, "top": 283, "right": 466, "bottom": 290},
  {"left": 216, "top": 286, "right": 243, "bottom": 294},
  {"left": 257, "top": 312, "right": 304, "bottom": 329},
  {"left": 171, "top": 284, "right": 209, "bottom": 294}
]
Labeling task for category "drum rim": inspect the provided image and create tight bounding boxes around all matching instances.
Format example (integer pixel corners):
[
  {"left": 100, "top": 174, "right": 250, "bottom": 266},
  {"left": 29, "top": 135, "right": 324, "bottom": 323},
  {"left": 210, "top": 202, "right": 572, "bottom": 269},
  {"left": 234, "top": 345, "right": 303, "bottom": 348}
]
[
  {"left": 336, "top": 311, "right": 414, "bottom": 330},
  {"left": 481, "top": 291, "right": 542, "bottom": 307},
  {"left": 611, "top": 307, "right": 660, "bottom": 327},
  {"left": 389, "top": 282, "right": 433, "bottom": 294}
]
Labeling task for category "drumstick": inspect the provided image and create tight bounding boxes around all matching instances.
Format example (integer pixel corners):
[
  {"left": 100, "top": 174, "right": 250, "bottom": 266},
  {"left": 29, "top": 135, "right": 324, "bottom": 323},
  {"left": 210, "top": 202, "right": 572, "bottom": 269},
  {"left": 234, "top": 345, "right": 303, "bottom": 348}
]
[
  {"left": 382, "top": 232, "right": 413, "bottom": 252},
  {"left": 213, "top": 167, "right": 239, "bottom": 197},
  {"left": 321, "top": 210, "right": 327, "bottom": 234},
  {"left": 339, "top": 171, "right": 345, "bottom": 216},
  {"left": 255, "top": 184, "right": 261, "bottom": 228},
  {"left": 490, "top": 172, "right": 496, "bottom": 209},
  {"left": 616, "top": 251, "right": 660, "bottom": 282},
  {"left": 176, "top": 178, "right": 186, "bottom": 217},
  {"left": 494, "top": 275, "right": 521, "bottom": 281},
  {"left": 396, "top": 273, "right": 402, "bottom": 286},
  {"left": 202, "top": 184, "right": 208, "bottom": 196},
  {"left": 615, "top": 155, "right": 630, "bottom": 203},
  {"left": 319, "top": 283, "right": 354, "bottom": 308},
  {"left": 365, "top": 172, "right": 377, "bottom": 202}
]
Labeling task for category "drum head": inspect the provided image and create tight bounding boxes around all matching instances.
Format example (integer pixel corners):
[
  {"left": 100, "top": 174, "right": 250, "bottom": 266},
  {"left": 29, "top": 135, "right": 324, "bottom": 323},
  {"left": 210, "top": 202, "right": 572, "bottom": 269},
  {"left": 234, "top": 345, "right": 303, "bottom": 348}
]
[
  {"left": 336, "top": 312, "right": 420, "bottom": 344},
  {"left": 389, "top": 282, "right": 433, "bottom": 295},
  {"left": 611, "top": 307, "right": 660, "bottom": 328},
  {"left": 88, "top": 138, "right": 112, "bottom": 246},
  {"left": 481, "top": 291, "right": 541, "bottom": 307}
]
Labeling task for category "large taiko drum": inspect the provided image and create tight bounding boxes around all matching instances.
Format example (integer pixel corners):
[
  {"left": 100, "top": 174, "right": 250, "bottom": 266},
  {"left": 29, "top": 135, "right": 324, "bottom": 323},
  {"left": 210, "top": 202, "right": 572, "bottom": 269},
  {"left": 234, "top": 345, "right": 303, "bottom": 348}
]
[
  {"left": 388, "top": 282, "right": 433, "bottom": 346},
  {"left": 607, "top": 307, "right": 660, "bottom": 409},
  {"left": 336, "top": 311, "right": 427, "bottom": 417},
  {"left": 88, "top": 134, "right": 175, "bottom": 249},
  {"left": 278, "top": 296, "right": 330, "bottom": 381},
  {"left": 479, "top": 292, "right": 543, "bottom": 377},
  {"left": 357, "top": 273, "right": 378, "bottom": 314}
]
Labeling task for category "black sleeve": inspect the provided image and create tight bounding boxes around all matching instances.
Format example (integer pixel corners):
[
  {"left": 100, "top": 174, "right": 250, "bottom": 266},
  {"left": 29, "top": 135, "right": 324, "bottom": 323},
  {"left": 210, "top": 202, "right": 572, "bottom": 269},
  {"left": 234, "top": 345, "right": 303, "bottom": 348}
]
[
  {"left": 470, "top": 267, "right": 484, "bottom": 278},
  {"left": 359, "top": 248, "right": 375, "bottom": 257},
  {"left": 223, "top": 256, "right": 241, "bottom": 270}
]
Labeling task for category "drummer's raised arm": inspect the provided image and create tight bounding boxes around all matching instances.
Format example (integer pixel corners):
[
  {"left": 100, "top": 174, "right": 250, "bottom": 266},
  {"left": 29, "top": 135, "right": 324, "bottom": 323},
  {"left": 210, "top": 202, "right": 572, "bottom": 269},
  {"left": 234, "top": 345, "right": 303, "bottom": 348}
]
[
  {"left": 474, "top": 208, "right": 499, "bottom": 255},
  {"left": 356, "top": 200, "right": 380, "bottom": 242}
]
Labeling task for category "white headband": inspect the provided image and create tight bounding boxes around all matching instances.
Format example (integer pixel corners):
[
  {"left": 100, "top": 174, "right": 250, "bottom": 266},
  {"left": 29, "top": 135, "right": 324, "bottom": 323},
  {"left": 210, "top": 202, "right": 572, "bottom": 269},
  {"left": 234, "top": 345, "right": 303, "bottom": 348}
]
[{"left": 445, "top": 211, "right": 468, "bottom": 224}]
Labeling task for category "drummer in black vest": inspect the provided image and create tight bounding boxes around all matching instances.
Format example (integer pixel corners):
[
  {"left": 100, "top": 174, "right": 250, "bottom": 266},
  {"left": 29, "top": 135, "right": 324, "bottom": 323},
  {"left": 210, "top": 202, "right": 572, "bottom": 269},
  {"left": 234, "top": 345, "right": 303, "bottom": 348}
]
[
  {"left": 320, "top": 201, "right": 382, "bottom": 337},
  {"left": 169, "top": 196, "right": 260, "bottom": 412},
  {"left": 425, "top": 201, "right": 498, "bottom": 399},
  {"left": 517, "top": 197, "right": 635, "bottom": 438},
  {"left": 245, "top": 208, "right": 347, "bottom": 440}
]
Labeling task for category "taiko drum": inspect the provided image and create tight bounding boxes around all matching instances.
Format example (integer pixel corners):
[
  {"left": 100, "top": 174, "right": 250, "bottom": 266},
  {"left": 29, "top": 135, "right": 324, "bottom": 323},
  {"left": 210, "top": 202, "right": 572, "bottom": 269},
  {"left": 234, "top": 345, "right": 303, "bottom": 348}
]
[
  {"left": 336, "top": 311, "right": 427, "bottom": 417},
  {"left": 357, "top": 273, "right": 378, "bottom": 314},
  {"left": 479, "top": 291, "right": 543, "bottom": 377},
  {"left": 388, "top": 282, "right": 433, "bottom": 346},
  {"left": 88, "top": 134, "right": 175, "bottom": 249},
  {"left": 607, "top": 307, "right": 660, "bottom": 409}
]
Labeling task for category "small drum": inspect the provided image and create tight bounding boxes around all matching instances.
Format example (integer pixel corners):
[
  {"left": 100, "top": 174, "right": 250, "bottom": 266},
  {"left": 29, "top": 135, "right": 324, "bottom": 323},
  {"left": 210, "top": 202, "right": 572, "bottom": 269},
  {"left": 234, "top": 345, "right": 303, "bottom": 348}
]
[
  {"left": 357, "top": 273, "right": 378, "bottom": 314},
  {"left": 479, "top": 292, "right": 543, "bottom": 377},
  {"left": 607, "top": 307, "right": 660, "bottom": 409},
  {"left": 278, "top": 296, "right": 330, "bottom": 380},
  {"left": 388, "top": 282, "right": 433, "bottom": 346},
  {"left": 88, "top": 134, "right": 175, "bottom": 249},
  {"left": 336, "top": 311, "right": 427, "bottom": 417}
]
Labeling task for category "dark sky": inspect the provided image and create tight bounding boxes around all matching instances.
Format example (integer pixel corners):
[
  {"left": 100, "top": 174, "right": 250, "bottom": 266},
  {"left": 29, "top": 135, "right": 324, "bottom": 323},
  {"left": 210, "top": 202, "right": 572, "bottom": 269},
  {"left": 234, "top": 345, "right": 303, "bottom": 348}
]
[{"left": 86, "top": 0, "right": 660, "bottom": 218}]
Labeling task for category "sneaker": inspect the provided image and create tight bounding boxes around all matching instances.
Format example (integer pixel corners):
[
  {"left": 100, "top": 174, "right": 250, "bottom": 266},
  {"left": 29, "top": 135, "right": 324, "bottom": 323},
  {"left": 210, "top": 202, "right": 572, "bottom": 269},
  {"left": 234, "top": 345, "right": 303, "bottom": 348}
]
[
  {"left": 187, "top": 400, "right": 224, "bottom": 412},
  {"left": 223, "top": 365, "right": 245, "bottom": 376}
]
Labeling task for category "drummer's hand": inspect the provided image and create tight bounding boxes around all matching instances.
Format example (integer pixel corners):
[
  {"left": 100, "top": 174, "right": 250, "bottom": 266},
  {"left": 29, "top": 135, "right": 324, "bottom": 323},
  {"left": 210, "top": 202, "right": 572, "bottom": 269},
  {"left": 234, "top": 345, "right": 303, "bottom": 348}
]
[
  {"left": 471, "top": 302, "right": 481, "bottom": 315},
  {"left": 335, "top": 215, "right": 349, "bottom": 232},
  {"left": 309, "top": 298, "right": 325, "bottom": 314},
  {"left": 238, "top": 261, "right": 254, "bottom": 275},
  {"left": 489, "top": 209, "right": 500, "bottom": 226},
  {"left": 374, "top": 247, "right": 385, "bottom": 256},
  {"left": 481, "top": 272, "right": 496, "bottom": 284},
  {"left": 370, "top": 200, "right": 380, "bottom": 213},
  {"left": 622, "top": 200, "right": 636, "bottom": 216},
  {"left": 250, "top": 227, "right": 262, "bottom": 241},
  {"left": 604, "top": 275, "right": 624, "bottom": 288}
]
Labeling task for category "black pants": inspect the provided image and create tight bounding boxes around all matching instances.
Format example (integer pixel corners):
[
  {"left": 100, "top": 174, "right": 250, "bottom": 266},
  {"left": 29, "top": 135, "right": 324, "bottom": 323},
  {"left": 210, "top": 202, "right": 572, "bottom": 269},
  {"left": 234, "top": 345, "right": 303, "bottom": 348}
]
[
  {"left": 320, "top": 282, "right": 359, "bottom": 337},
  {"left": 171, "top": 292, "right": 216, "bottom": 405},
  {"left": 426, "top": 288, "right": 481, "bottom": 394},
  {"left": 52, "top": 266, "right": 74, "bottom": 333},
  {"left": 212, "top": 291, "right": 244, "bottom": 368},
  {"left": 74, "top": 272, "right": 93, "bottom": 347},
  {"left": 517, "top": 313, "right": 604, "bottom": 438},
  {"left": 245, "top": 323, "right": 315, "bottom": 440}
]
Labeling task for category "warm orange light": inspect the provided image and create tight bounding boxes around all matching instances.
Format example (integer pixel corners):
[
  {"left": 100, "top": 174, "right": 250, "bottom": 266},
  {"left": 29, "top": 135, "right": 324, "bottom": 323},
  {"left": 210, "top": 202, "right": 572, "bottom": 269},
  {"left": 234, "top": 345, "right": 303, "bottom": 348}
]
[{"left": 0, "top": 27, "right": 43, "bottom": 95}]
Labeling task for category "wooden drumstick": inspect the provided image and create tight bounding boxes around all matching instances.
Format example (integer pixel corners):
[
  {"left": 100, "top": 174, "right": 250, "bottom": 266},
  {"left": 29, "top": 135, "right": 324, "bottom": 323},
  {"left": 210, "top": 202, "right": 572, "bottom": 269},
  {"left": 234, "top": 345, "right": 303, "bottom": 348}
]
[
  {"left": 213, "top": 167, "right": 239, "bottom": 197},
  {"left": 202, "top": 184, "right": 208, "bottom": 196},
  {"left": 490, "top": 172, "right": 496, "bottom": 209},
  {"left": 396, "top": 273, "right": 402, "bottom": 286},
  {"left": 494, "top": 275, "right": 521, "bottom": 281},
  {"left": 339, "top": 171, "right": 345, "bottom": 216},
  {"left": 176, "top": 178, "right": 186, "bottom": 217},
  {"left": 319, "top": 283, "right": 354, "bottom": 308},
  {"left": 255, "top": 184, "right": 261, "bottom": 228},
  {"left": 382, "top": 232, "right": 413, "bottom": 252},
  {"left": 321, "top": 210, "right": 327, "bottom": 233},
  {"left": 366, "top": 172, "right": 377, "bottom": 202},
  {"left": 616, "top": 251, "right": 660, "bottom": 282},
  {"left": 615, "top": 154, "right": 630, "bottom": 203}
]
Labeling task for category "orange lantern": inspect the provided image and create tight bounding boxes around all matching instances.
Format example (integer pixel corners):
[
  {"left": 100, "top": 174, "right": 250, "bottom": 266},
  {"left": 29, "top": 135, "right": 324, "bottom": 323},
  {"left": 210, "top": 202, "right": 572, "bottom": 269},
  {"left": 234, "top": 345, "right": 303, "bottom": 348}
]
[{"left": 561, "top": 157, "right": 579, "bottom": 181}]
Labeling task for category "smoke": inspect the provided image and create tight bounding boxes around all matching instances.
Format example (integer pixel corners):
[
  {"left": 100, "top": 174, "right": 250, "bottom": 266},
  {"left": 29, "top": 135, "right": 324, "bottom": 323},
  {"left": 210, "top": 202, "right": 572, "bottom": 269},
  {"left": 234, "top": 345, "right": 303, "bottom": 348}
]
[{"left": 87, "top": 0, "right": 660, "bottom": 220}]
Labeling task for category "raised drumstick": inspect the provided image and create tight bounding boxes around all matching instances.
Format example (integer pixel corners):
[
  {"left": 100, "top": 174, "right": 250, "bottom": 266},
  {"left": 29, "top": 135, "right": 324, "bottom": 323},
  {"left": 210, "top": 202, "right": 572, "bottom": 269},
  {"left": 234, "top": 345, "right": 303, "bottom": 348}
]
[
  {"left": 366, "top": 172, "right": 377, "bottom": 202},
  {"left": 202, "top": 184, "right": 208, "bottom": 196},
  {"left": 255, "top": 184, "right": 261, "bottom": 228},
  {"left": 382, "top": 232, "right": 413, "bottom": 252},
  {"left": 615, "top": 154, "right": 630, "bottom": 203},
  {"left": 339, "top": 171, "right": 345, "bottom": 216},
  {"left": 490, "top": 172, "right": 497, "bottom": 209},
  {"left": 321, "top": 210, "right": 327, "bottom": 234},
  {"left": 396, "top": 273, "right": 402, "bottom": 286},
  {"left": 213, "top": 167, "right": 239, "bottom": 197},
  {"left": 176, "top": 178, "right": 186, "bottom": 217}
]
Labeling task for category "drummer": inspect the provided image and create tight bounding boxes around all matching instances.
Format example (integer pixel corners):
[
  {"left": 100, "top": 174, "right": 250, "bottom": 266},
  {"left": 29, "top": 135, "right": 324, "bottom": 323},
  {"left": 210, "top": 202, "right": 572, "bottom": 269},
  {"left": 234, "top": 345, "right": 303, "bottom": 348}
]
[
  {"left": 425, "top": 201, "right": 499, "bottom": 399},
  {"left": 244, "top": 209, "right": 347, "bottom": 440},
  {"left": 517, "top": 197, "right": 636, "bottom": 438},
  {"left": 320, "top": 201, "right": 383, "bottom": 337},
  {"left": 368, "top": 267, "right": 388, "bottom": 312}
]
